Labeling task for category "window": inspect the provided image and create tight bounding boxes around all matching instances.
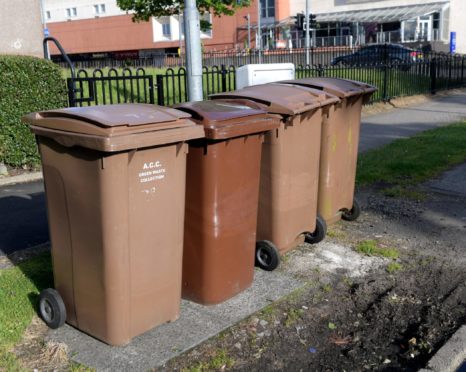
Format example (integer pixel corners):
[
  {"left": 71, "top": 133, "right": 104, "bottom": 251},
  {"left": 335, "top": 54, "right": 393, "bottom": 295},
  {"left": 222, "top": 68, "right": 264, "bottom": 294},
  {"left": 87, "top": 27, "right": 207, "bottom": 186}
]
[
  {"left": 162, "top": 22, "right": 171, "bottom": 37},
  {"left": 94, "top": 4, "right": 106, "bottom": 15},
  {"left": 66, "top": 7, "right": 77, "bottom": 18},
  {"left": 260, "top": 0, "right": 275, "bottom": 19},
  {"left": 46, "top": 11, "right": 51, "bottom": 20},
  {"left": 200, "top": 13, "right": 212, "bottom": 37},
  {"left": 432, "top": 12, "right": 440, "bottom": 29},
  {"left": 180, "top": 17, "right": 184, "bottom": 36}
]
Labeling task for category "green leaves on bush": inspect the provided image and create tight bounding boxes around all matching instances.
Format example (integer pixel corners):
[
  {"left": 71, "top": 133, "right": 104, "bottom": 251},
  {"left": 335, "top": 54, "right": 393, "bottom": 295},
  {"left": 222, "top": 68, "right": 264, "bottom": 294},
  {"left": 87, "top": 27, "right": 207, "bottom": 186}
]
[{"left": 0, "top": 56, "right": 67, "bottom": 167}]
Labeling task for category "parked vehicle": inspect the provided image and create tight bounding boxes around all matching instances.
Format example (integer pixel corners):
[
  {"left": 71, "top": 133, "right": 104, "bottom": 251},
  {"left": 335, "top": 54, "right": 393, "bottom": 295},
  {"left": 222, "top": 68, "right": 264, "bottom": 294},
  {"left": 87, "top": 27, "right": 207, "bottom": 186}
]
[{"left": 331, "top": 44, "right": 423, "bottom": 68}]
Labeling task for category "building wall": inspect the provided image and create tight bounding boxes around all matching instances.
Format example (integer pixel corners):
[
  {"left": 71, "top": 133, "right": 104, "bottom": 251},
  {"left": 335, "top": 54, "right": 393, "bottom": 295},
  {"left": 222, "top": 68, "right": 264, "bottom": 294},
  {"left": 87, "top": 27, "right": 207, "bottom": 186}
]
[
  {"left": 44, "top": 0, "right": 126, "bottom": 23},
  {"left": 0, "top": 0, "right": 43, "bottom": 57},
  {"left": 291, "top": 0, "right": 450, "bottom": 17},
  {"left": 449, "top": 0, "right": 466, "bottom": 53},
  {"left": 276, "top": 0, "right": 291, "bottom": 21},
  {"left": 47, "top": 3, "right": 259, "bottom": 55}
]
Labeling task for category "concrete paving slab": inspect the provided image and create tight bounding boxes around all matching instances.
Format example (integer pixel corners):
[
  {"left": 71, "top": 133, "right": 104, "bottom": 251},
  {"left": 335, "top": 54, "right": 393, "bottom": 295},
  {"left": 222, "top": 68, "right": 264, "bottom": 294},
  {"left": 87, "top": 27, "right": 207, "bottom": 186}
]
[
  {"left": 426, "top": 162, "right": 466, "bottom": 196},
  {"left": 46, "top": 270, "right": 304, "bottom": 371},
  {"left": 285, "top": 241, "right": 387, "bottom": 279},
  {"left": 0, "top": 171, "right": 42, "bottom": 187},
  {"left": 420, "top": 325, "right": 466, "bottom": 372},
  {"left": 45, "top": 242, "right": 386, "bottom": 370}
]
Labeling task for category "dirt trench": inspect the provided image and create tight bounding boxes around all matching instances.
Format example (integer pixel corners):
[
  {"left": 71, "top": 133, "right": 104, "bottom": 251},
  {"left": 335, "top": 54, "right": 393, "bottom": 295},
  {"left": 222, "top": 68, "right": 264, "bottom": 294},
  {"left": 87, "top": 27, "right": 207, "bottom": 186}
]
[{"left": 160, "top": 185, "right": 466, "bottom": 372}]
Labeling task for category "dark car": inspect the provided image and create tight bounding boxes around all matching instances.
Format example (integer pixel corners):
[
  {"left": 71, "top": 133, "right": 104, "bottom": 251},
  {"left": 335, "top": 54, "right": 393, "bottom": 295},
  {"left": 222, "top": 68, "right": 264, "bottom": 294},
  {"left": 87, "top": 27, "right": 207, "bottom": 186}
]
[{"left": 331, "top": 44, "right": 423, "bottom": 68}]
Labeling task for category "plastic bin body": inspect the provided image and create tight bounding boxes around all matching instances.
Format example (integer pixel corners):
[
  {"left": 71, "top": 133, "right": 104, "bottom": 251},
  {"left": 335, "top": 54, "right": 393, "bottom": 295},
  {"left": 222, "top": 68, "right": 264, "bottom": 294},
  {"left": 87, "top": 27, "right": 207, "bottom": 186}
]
[
  {"left": 257, "top": 110, "right": 322, "bottom": 252},
  {"left": 212, "top": 85, "right": 338, "bottom": 254},
  {"left": 24, "top": 104, "right": 204, "bottom": 345},
  {"left": 175, "top": 101, "right": 279, "bottom": 304},
  {"left": 278, "top": 78, "right": 377, "bottom": 223}
]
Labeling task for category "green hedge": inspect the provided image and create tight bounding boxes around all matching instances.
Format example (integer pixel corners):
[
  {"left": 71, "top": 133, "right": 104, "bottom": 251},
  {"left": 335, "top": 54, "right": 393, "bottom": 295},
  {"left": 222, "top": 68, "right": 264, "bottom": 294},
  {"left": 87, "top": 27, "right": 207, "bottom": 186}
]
[{"left": 0, "top": 55, "right": 67, "bottom": 167}]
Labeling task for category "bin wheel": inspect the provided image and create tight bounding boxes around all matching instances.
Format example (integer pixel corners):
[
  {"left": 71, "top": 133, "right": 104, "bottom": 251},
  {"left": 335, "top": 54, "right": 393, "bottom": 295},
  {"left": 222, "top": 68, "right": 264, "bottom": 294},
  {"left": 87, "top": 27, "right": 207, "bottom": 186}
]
[
  {"left": 305, "top": 215, "right": 327, "bottom": 244},
  {"left": 39, "top": 288, "right": 66, "bottom": 329},
  {"left": 341, "top": 199, "right": 361, "bottom": 222},
  {"left": 255, "top": 240, "right": 280, "bottom": 271}
]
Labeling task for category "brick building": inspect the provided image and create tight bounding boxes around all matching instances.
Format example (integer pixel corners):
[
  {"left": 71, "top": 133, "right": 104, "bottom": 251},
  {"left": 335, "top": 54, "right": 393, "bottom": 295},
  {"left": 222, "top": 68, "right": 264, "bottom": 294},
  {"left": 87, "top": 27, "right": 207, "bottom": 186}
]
[{"left": 42, "top": 0, "right": 465, "bottom": 60}]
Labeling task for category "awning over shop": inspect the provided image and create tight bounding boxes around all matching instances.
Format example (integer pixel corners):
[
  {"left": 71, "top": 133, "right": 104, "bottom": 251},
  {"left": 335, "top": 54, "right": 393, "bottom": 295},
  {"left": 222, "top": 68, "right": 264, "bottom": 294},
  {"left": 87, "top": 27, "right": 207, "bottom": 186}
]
[
  {"left": 237, "top": 17, "right": 295, "bottom": 30},
  {"left": 316, "top": 2, "right": 449, "bottom": 23}
]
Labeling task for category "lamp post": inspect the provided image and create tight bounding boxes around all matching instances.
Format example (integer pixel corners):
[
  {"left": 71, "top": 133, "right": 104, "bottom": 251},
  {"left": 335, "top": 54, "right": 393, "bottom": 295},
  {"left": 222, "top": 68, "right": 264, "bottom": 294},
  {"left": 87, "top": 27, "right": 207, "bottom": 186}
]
[
  {"left": 184, "top": 0, "right": 203, "bottom": 101},
  {"left": 305, "top": 0, "right": 310, "bottom": 65},
  {"left": 257, "top": 0, "right": 262, "bottom": 63},
  {"left": 244, "top": 14, "right": 251, "bottom": 49}
]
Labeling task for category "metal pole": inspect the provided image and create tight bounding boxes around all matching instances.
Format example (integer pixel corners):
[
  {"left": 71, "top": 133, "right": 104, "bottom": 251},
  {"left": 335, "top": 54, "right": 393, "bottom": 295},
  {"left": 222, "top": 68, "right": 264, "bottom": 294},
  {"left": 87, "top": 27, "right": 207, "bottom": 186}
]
[
  {"left": 257, "top": 0, "right": 262, "bottom": 63},
  {"left": 178, "top": 13, "right": 183, "bottom": 58},
  {"left": 247, "top": 14, "right": 251, "bottom": 49},
  {"left": 39, "top": 0, "right": 50, "bottom": 59},
  {"left": 305, "top": 0, "right": 310, "bottom": 65},
  {"left": 184, "top": 0, "right": 203, "bottom": 101}
]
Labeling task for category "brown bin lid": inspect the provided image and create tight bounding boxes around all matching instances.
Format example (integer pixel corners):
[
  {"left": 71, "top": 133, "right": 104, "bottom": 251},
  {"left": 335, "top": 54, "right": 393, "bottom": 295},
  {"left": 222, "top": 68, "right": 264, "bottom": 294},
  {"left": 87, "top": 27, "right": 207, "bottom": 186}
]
[
  {"left": 279, "top": 77, "right": 377, "bottom": 98},
  {"left": 23, "top": 104, "right": 204, "bottom": 152},
  {"left": 210, "top": 83, "right": 339, "bottom": 116},
  {"left": 174, "top": 100, "right": 279, "bottom": 140}
]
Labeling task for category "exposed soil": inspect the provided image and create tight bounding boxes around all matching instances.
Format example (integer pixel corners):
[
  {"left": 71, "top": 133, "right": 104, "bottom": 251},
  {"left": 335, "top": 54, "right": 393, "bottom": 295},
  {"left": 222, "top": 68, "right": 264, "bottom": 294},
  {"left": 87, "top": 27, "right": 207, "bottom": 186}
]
[{"left": 159, "top": 185, "right": 466, "bottom": 372}]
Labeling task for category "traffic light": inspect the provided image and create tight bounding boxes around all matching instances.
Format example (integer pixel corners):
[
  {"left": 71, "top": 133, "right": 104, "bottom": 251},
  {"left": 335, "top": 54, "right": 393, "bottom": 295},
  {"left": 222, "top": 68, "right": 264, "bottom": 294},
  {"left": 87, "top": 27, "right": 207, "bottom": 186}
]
[
  {"left": 295, "top": 13, "right": 317, "bottom": 31},
  {"left": 295, "top": 13, "right": 304, "bottom": 30},
  {"left": 309, "top": 14, "right": 317, "bottom": 29}
]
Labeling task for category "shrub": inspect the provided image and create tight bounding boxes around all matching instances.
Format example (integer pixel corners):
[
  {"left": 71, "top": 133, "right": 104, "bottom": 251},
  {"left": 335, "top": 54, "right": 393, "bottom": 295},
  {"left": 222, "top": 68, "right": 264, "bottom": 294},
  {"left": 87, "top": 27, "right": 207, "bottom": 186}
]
[{"left": 0, "top": 55, "right": 67, "bottom": 168}]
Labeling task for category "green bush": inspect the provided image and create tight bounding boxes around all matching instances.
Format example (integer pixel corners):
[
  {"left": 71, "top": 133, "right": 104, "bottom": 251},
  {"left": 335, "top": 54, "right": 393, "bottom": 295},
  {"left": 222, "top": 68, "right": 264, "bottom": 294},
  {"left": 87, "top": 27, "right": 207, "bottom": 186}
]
[{"left": 0, "top": 55, "right": 67, "bottom": 168}]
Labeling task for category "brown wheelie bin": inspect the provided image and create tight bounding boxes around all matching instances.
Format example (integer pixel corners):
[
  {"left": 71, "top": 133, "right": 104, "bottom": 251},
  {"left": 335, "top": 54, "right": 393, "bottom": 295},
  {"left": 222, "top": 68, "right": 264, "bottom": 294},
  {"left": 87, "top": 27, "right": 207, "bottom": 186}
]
[
  {"left": 23, "top": 104, "right": 204, "bottom": 345},
  {"left": 278, "top": 77, "right": 377, "bottom": 224},
  {"left": 174, "top": 100, "right": 279, "bottom": 305},
  {"left": 211, "top": 84, "right": 339, "bottom": 271}
]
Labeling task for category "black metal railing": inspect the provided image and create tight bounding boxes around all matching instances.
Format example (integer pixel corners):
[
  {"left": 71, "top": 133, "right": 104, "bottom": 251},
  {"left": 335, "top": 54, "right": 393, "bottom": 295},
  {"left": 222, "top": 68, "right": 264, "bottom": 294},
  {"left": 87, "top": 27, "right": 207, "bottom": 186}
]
[
  {"left": 60, "top": 46, "right": 466, "bottom": 108},
  {"left": 53, "top": 45, "right": 457, "bottom": 69},
  {"left": 69, "top": 68, "right": 154, "bottom": 107},
  {"left": 155, "top": 65, "right": 236, "bottom": 106}
]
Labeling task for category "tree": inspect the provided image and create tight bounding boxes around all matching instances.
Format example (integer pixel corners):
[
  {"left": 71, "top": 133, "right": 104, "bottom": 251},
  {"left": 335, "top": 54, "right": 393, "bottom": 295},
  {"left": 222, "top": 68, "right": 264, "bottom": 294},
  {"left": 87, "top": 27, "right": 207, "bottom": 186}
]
[{"left": 117, "top": 0, "right": 251, "bottom": 30}]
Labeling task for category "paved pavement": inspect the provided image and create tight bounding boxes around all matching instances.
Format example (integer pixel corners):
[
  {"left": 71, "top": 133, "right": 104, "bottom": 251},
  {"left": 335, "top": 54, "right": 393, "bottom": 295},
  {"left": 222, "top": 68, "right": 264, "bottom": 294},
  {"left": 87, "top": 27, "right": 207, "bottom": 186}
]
[
  {"left": 359, "top": 91, "right": 466, "bottom": 152},
  {"left": 0, "top": 181, "right": 48, "bottom": 255},
  {"left": 1, "top": 91, "right": 466, "bottom": 257},
  {"left": 427, "top": 162, "right": 466, "bottom": 197}
]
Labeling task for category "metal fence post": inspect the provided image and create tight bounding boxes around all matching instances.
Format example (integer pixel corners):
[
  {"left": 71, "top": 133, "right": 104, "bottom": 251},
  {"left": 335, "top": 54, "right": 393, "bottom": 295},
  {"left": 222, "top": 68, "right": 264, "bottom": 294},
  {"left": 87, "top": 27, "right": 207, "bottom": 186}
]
[
  {"left": 318, "top": 63, "right": 324, "bottom": 77},
  {"left": 66, "top": 78, "right": 76, "bottom": 107},
  {"left": 156, "top": 75, "right": 165, "bottom": 106},
  {"left": 448, "top": 55, "right": 452, "bottom": 89},
  {"left": 148, "top": 75, "right": 155, "bottom": 104},
  {"left": 220, "top": 64, "right": 227, "bottom": 92},
  {"left": 430, "top": 58, "right": 437, "bottom": 95},
  {"left": 381, "top": 44, "right": 389, "bottom": 101},
  {"left": 462, "top": 57, "right": 465, "bottom": 85}
]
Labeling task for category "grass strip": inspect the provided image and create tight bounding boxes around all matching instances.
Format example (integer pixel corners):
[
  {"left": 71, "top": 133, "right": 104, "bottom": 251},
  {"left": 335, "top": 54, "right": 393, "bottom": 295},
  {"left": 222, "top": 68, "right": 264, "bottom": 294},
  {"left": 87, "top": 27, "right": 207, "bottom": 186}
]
[
  {"left": 61, "top": 65, "right": 432, "bottom": 106},
  {"left": 0, "top": 252, "right": 52, "bottom": 370},
  {"left": 355, "top": 240, "right": 399, "bottom": 259},
  {"left": 357, "top": 121, "right": 466, "bottom": 188}
]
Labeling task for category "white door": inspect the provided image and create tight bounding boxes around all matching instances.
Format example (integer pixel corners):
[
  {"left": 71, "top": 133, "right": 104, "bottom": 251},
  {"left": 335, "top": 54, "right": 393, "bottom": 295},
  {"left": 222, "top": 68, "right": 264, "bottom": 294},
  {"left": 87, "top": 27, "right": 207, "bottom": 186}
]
[{"left": 418, "top": 16, "right": 432, "bottom": 41}]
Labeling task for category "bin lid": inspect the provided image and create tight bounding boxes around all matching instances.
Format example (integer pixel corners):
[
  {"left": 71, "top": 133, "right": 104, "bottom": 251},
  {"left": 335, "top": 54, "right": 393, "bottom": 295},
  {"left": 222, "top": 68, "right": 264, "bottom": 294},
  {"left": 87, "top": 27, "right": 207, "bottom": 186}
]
[
  {"left": 23, "top": 104, "right": 204, "bottom": 152},
  {"left": 174, "top": 100, "right": 279, "bottom": 139},
  {"left": 279, "top": 77, "right": 377, "bottom": 98},
  {"left": 210, "top": 83, "right": 339, "bottom": 116}
]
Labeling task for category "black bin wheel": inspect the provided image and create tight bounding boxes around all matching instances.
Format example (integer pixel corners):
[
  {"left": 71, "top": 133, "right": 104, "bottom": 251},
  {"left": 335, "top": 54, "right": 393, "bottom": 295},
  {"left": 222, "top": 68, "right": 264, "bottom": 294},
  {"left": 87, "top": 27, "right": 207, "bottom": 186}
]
[
  {"left": 255, "top": 240, "right": 280, "bottom": 271},
  {"left": 305, "top": 215, "right": 327, "bottom": 244},
  {"left": 39, "top": 288, "right": 66, "bottom": 329},
  {"left": 341, "top": 198, "right": 361, "bottom": 222}
]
